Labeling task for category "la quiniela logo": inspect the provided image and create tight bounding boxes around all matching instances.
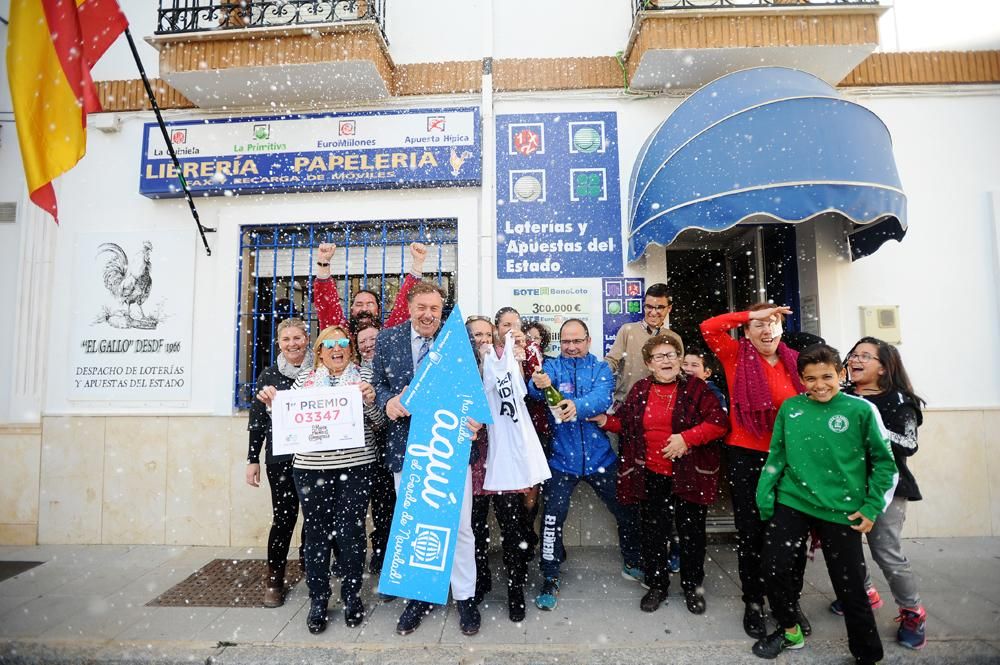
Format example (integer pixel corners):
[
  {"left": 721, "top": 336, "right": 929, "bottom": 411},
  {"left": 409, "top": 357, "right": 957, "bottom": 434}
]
[
  {"left": 828, "top": 415, "right": 850, "bottom": 433},
  {"left": 409, "top": 523, "right": 451, "bottom": 571}
]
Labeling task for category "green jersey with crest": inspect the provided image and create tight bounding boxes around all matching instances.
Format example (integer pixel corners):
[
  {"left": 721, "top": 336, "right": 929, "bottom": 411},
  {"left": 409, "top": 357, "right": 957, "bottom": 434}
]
[{"left": 757, "top": 392, "right": 898, "bottom": 525}]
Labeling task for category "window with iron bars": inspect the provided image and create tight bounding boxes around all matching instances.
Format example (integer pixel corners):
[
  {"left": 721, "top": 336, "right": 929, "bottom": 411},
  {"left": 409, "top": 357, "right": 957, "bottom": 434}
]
[{"left": 234, "top": 219, "right": 458, "bottom": 409}]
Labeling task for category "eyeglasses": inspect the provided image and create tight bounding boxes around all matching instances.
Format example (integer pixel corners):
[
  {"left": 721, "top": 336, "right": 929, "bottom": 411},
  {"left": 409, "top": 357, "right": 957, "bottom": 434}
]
[
  {"left": 644, "top": 303, "right": 669, "bottom": 311},
  {"left": 560, "top": 337, "right": 588, "bottom": 345},
  {"left": 649, "top": 351, "right": 679, "bottom": 362},
  {"left": 847, "top": 351, "right": 878, "bottom": 363},
  {"left": 322, "top": 338, "right": 351, "bottom": 349}
]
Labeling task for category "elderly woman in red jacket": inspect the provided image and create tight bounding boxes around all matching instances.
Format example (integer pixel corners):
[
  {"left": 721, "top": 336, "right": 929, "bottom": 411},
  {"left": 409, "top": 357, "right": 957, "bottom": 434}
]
[{"left": 592, "top": 332, "right": 728, "bottom": 615}]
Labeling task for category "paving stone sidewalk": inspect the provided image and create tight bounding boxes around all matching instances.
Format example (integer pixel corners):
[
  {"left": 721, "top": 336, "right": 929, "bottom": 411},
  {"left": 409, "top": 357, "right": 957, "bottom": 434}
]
[{"left": 1, "top": 538, "right": 998, "bottom": 664}]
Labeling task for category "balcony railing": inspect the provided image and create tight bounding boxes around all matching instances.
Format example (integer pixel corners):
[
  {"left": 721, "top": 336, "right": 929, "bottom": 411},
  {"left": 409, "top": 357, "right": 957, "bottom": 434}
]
[
  {"left": 156, "top": 0, "right": 387, "bottom": 42},
  {"left": 633, "top": 0, "right": 877, "bottom": 16}
]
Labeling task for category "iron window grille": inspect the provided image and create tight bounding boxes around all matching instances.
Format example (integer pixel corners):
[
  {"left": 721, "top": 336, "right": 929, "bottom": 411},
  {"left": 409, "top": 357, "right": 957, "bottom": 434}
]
[{"left": 234, "top": 218, "right": 457, "bottom": 409}]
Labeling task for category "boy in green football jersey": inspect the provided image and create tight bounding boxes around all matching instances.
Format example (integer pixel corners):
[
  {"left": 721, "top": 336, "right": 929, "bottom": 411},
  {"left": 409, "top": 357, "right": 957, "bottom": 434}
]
[{"left": 753, "top": 344, "right": 898, "bottom": 665}]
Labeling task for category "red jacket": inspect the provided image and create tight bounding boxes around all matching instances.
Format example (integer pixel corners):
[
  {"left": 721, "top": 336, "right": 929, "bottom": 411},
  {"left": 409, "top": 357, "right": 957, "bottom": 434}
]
[
  {"left": 313, "top": 273, "right": 419, "bottom": 331},
  {"left": 614, "top": 375, "right": 729, "bottom": 506}
]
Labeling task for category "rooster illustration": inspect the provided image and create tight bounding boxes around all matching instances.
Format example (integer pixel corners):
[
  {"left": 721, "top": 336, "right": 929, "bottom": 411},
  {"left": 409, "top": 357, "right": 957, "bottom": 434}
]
[
  {"left": 97, "top": 241, "right": 153, "bottom": 324},
  {"left": 449, "top": 146, "right": 473, "bottom": 177}
]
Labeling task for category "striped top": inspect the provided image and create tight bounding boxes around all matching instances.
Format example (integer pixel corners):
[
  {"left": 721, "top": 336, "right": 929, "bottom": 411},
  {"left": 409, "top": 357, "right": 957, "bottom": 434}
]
[{"left": 291, "top": 363, "right": 386, "bottom": 471}]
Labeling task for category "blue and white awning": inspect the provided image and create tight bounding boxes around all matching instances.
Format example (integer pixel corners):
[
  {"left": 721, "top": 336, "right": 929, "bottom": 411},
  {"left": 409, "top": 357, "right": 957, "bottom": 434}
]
[{"left": 627, "top": 67, "right": 906, "bottom": 261}]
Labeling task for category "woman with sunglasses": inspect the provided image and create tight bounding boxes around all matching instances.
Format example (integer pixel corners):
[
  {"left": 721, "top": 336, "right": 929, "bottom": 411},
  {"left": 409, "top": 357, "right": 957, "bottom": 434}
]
[
  {"left": 591, "top": 333, "right": 728, "bottom": 614},
  {"left": 844, "top": 338, "right": 928, "bottom": 650},
  {"left": 258, "top": 326, "right": 385, "bottom": 634}
]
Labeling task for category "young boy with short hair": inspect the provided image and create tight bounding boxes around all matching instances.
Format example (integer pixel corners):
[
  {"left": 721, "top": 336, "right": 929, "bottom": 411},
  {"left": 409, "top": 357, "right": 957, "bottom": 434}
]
[{"left": 754, "top": 344, "right": 898, "bottom": 665}]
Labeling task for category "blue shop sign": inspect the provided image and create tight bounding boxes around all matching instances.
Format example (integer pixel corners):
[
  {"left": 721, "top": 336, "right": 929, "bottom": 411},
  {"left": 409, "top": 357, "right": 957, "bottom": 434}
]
[
  {"left": 139, "top": 107, "right": 481, "bottom": 198},
  {"left": 496, "top": 112, "right": 624, "bottom": 279}
]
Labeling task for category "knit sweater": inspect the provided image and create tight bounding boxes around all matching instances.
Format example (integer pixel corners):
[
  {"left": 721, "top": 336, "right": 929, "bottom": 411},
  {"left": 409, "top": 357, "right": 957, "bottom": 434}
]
[{"left": 757, "top": 392, "right": 898, "bottom": 525}]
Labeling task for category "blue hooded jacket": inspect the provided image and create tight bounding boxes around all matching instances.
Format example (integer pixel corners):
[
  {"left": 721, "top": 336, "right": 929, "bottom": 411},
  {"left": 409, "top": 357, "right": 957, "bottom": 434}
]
[{"left": 528, "top": 353, "right": 616, "bottom": 477}]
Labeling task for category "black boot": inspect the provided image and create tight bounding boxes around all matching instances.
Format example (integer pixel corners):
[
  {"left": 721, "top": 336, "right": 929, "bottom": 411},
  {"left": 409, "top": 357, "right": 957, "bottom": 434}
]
[
  {"left": 344, "top": 596, "right": 365, "bottom": 628},
  {"left": 307, "top": 599, "right": 328, "bottom": 634},
  {"left": 508, "top": 585, "right": 526, "bottom": 622}
]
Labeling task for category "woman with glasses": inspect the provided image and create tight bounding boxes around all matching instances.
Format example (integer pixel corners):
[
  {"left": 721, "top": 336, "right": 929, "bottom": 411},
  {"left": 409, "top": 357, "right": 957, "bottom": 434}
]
[
  {"left": 699, "top": 304, "right": 807, "bottom": 638},
  {"left": 258, "top": 326, "right": 385, "bottom": 634},
  {"left": 844, "top": 338, "right": 928, "bottom": 650},
  {"left": 590, "top": 333, "right": 728, "bottom": 614}
]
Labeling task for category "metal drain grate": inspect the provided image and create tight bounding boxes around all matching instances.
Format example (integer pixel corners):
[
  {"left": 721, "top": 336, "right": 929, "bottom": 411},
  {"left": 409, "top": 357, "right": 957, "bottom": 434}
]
[{"left": 147, "top": 559, "right": 304, "bottom": 608}]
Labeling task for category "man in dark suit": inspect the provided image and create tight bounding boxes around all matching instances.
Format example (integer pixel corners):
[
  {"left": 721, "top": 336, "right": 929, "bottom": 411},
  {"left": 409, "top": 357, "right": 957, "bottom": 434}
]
[{"left": 371, "top": 281, "right": 481, "bottom": 636}]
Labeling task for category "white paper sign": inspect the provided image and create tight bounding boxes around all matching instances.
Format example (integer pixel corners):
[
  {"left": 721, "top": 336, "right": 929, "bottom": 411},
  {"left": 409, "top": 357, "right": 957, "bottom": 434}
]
[
  {"left": 272, "top": 385, "right": 366, "bottom": 456},
  {"left": 69, "top": 231, "right": 195, "bottom": 402}
]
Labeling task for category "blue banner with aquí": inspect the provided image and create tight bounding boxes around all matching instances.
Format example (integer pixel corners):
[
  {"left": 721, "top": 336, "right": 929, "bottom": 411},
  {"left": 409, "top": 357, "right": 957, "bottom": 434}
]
[{"left": 378, "top": 306, "right": 491, "bottom": 604}]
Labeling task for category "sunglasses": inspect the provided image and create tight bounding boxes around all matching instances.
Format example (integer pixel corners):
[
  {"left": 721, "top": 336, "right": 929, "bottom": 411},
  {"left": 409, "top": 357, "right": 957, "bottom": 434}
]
[{"left": 321, "top": 338, "right": 351, "bottom": 349}]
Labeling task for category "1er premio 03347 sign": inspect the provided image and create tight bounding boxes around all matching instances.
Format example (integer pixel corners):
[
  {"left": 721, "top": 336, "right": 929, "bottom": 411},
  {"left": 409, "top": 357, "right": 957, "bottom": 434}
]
[{"left": 271, "top": 385, "right": 365, "bottom": 456}]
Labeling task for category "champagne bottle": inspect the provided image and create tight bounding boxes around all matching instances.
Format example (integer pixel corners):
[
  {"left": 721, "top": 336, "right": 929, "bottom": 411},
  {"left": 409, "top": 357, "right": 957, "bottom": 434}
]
[{"left": 541, "top": 378, "right": 576, "bottom": 423}]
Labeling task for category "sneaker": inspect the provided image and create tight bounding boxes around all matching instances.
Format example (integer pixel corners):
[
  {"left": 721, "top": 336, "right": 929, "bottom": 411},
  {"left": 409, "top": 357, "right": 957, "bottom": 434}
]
[
  {"left": 306, "top": 599, "right": 329, "bottom": 634},
  {"left": 396, "top": 600, "right": 434, "bottom": 636},
  {"left": 456, "top": 598, "right": 481, "bottom": 636},
  {"left": 621, "top": 564, "right": 645, "bottom": 584},
  {"left": 535, "top": 577, "right": 560, "bottom": 611},
  {"left": 344, "top": 596, "right": 365, "bottom": 628},
  {"left": 743, "top": 602, "right": 767, "bottom": 640},
  {"left": 668, "top": 550, "right": 681, "bottom": 574},
  {"left": 830, "top": 586, "right": 883, "bottom": 616},
  {"left": 752, "top": 627, "right": 805, "bottom": 659},
  {"left": 773, "top": 602, "right": 811, "bottom": 636},
  {"left": 895, "top": 605, "right": 927, "bottom": 650}
]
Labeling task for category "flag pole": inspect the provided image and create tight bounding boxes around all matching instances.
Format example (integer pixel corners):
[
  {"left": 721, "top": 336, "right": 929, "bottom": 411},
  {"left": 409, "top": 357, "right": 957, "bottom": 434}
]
[{"left": 123, "top": 26, "right": 214, "bottom": 256}]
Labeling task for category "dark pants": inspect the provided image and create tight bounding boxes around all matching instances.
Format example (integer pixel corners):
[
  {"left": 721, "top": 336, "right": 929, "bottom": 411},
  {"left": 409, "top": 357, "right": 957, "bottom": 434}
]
[
  {"left": 641, "top": 470, "right": 707, "bottom": 593},
  {"left": 473, "top": 493, "right": 529, "bottom": 594},
  {"left": 265, "top": 460, "right": 304, "bottom": 569},
  {"left": 540, "top": 463, "right": 640, "bottom": 580},
  {"left": 293, "top": 464, "right": 371, "bottom": 605},
  {"left": 368, "top": 463, "right": 396, "bottom": 567},
  {"left": 727, "top": 445, "right": 796, "bottom": 606},
  {"left": 764, "top": 504, "right": 884, "bottom": 663}
]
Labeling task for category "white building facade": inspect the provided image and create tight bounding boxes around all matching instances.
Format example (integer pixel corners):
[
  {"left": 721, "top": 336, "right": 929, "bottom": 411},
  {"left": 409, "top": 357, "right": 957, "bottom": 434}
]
[{"left": 0, "top": 0, "right": 998, "bottom": 546}]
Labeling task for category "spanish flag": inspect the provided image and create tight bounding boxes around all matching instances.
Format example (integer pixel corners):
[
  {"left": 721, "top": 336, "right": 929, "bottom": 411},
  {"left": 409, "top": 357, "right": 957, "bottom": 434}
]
[{"left": 6, "top": 0, "right": 128, "bottom": 222}]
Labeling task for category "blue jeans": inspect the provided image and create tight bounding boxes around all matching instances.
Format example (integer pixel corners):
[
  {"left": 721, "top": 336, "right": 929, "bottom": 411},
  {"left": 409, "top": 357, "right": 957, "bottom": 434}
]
[{"left": 539, "top": 463, "right": 640, "bottom": 579}]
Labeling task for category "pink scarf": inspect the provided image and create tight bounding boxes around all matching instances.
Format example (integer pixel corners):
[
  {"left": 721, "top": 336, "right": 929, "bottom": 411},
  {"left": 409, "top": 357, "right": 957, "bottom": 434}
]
[{"left": 732, "top": 338, "right": 804, "bottom": 437}]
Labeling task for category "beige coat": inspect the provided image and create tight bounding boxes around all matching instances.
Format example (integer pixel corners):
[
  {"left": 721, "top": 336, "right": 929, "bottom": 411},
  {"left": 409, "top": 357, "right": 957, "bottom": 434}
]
[{"left": 605, "top": 322, "right": 683, "bottom": 403}]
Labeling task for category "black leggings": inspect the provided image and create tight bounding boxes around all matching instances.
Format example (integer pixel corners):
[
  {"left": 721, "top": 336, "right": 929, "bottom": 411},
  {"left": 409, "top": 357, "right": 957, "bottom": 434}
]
[
  {"left": 265, "top": 460, "right": 303, "bottom": 569},
  {"left": 473, "top": 493, "right": 529, "bottom": 593},
  {"left": 368, "top": 463, "right": 396, "bottom": 567}
]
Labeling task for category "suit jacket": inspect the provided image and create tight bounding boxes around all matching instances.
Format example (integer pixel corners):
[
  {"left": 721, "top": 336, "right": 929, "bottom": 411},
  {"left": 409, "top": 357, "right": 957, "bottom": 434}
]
[{"left": 372, "top": 321, "right": 420, "bottom": 472}]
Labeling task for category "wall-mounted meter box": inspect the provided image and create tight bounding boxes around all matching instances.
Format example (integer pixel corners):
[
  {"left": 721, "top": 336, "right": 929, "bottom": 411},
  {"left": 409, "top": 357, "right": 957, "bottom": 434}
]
[{"left": 860, "top": 306, "right": 901, "bottom": 344}]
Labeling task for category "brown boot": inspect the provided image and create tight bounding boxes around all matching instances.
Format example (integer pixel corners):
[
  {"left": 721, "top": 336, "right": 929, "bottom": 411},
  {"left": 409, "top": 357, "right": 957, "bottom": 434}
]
[{"left": 263, "top": 563, "right": 285, "bottom": 608}]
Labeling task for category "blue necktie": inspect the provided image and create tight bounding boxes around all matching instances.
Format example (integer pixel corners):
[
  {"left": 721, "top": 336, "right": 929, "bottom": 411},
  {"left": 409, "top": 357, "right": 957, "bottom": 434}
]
[{"left": 416, "top": 336, "right": 431, "bottom": 368}]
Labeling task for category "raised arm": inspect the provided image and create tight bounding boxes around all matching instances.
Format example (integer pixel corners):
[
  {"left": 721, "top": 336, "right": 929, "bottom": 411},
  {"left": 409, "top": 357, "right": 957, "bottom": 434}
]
[
  {"left": 384, "top": 242, "right": 429, "bottom": 328},
  {"left": 312, "top": 242, "right": 347, "bottom": 330}
]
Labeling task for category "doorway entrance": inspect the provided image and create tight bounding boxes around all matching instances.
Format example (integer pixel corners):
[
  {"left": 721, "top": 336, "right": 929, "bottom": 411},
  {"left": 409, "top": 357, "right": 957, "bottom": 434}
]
[{"left": 664, "top": 222, "right": 800, "bottom": 531}]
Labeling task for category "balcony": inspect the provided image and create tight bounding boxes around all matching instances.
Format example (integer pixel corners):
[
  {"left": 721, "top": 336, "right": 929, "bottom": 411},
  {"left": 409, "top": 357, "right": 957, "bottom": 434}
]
[
  {"left": 148, "top": 0, "right": 392, "bottom": 109},
  {"left": 624, "top": 0, "right": 886, "bottom": 91}
]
